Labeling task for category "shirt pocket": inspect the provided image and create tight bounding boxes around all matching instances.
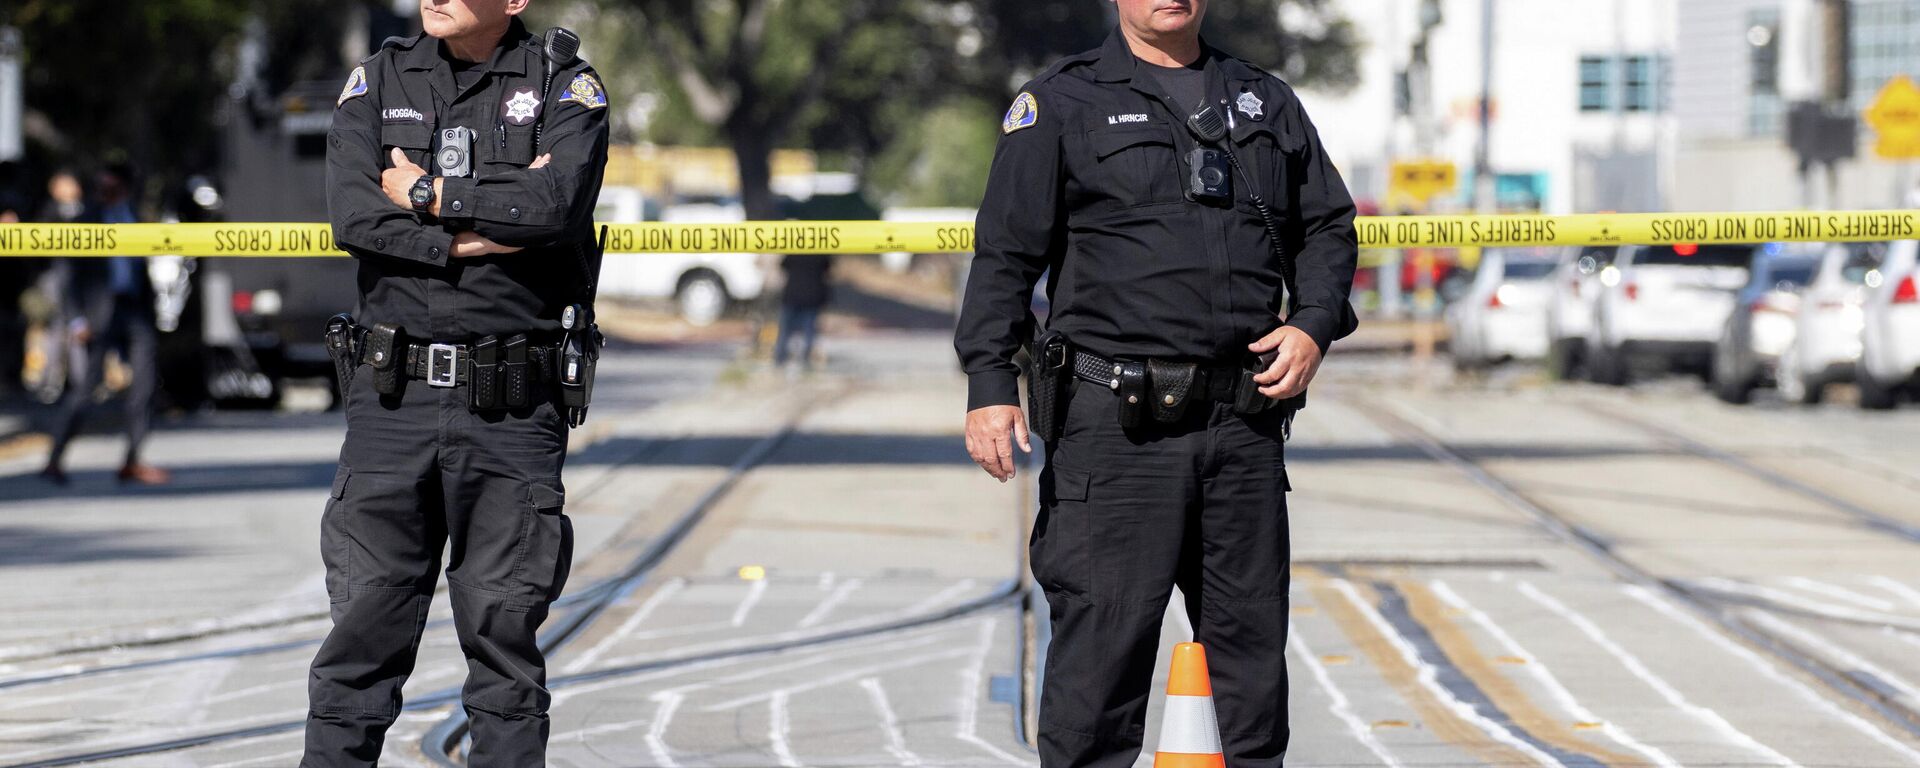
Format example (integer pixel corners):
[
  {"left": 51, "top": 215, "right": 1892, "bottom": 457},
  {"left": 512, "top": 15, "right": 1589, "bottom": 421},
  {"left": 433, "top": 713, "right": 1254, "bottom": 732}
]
[
  {"left": 380, "top": 124, "right": 434, "bottom": 169},
  {"left": 485, "top": 125, "right": 538, "bottom": 170},
  {"left": 1086, "top": 122, "right": 1181, "bottom": 208}
]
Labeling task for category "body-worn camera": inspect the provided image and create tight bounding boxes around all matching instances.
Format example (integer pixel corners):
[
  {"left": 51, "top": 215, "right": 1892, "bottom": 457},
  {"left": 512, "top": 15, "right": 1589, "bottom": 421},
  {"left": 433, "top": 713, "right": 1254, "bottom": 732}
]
[
  {"left": 436, "top": 126, "right": 476, "bottom": 178},
  {"left": 1186, "top": 147, "right": 1231, "bottom": 204}
]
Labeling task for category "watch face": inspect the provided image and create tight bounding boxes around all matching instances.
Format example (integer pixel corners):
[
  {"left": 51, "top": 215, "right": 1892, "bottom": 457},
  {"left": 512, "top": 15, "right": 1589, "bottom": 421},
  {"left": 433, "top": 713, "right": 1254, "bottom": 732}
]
[{"left": 410, "top": 184, "right": 433, "bottom": 206}]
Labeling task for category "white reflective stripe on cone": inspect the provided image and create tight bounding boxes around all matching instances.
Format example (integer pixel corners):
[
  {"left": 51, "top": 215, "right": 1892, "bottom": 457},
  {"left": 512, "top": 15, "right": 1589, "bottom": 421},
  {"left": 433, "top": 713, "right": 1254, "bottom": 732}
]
[{"left": 1156, "top": 694, "right": 1223, "bottom": 755}]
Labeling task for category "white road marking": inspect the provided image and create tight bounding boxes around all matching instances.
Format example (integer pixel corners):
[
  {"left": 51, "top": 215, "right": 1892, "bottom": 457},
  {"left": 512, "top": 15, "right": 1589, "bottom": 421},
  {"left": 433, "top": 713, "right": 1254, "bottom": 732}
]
[
  {"left": 799, "top": 578, "right": 865, "bottom": 629},
  {"left": 769, "top": 690, "right": 804, "bottom": 767},
  {"left": 1743, "top": 611, "right": 1920, "bottom": 703},
  {"left": 701, "top": 647, "right": 973, "bottom": 711},
  {"left": 1333, "top": 579, "right": 1564, "bottom": 767},
  {"left": 1517, "top": 581, "right": 1795, "bottom": 767},
  {"left": 563, "top": 578, "right": 688, "bottom": 673},
  {"left": 860, "top": 677, "right": 923, "bottom": 766},
  {"left": 1866, "top": 576, "right": 1920, "bottom": 610},
  {"left": 1287, "top": 630, "right": 1402, "bottom": 768},
  {"left": 905, "top": 579, "right": 979, "bottom": 615},
  {"left": 647, "top": 691, "right": 684, "bottom": 768},
  {"left": 1887, "top": 627, "right": 1920, "bottom": 652},
  {"left": 733, "top": 578, "right": 771, "bottom": 627},
  {"left": 1625, "top": 585, "right": 1920, "bottom": 764},
  {"left": 1782, "top": 577, "right": 1898, "bottom": 612},
  {"left": 956, "top": 617, "right": 1035, "bottom": 766},
  {"left": 1690, "top": 577, "right": 1920, "bottom": 629},
  {"left": 1428, "top": 580, "right": 1678, "bottom": 768}
]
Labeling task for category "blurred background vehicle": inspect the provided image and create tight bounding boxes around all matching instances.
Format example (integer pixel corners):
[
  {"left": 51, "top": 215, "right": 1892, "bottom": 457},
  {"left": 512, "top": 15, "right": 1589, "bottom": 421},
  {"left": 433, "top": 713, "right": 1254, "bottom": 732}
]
[
  {"left": 1777, "top": 242, "right": 1882, "bottom": 405},
  {"left": 1545, "top": 245, "right": 1616, "bottom": 379},
  {"left": 593, "top": 190, "right": 767, "bottom": 327},
  {"left": 1710, "top": 243, "right": 1821, "bottom": 404},
  {"left": 1442, "top": 247, "right": 1557, "bottom": 370},
  {"left": 1858, "top": 239, "right": 1920, "bottom": 410},
  {"left": 1587, "top": 243, "right": 1752, "bottom": 386}
]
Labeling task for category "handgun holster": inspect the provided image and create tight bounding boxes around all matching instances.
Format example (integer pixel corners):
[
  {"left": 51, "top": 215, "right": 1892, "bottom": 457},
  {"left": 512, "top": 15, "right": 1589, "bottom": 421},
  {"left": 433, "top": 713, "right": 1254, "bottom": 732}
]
[{"left": 1026, "top": 332, "right": 1072, "bottom": 442}]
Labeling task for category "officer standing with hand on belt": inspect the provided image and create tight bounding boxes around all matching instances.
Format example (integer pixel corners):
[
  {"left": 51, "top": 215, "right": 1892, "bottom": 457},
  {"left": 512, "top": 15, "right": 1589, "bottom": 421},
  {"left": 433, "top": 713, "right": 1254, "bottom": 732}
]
[
  {"left": 304, "top": 0, "right": 609, "bottom": 765},
  {"left": 956, "top": 0, "right": 1358, "bottom": 765}
]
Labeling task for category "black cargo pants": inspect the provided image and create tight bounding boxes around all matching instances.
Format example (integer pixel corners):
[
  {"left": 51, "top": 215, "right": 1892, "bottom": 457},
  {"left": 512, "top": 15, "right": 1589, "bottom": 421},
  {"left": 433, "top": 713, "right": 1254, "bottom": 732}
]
[
  {"left": 1034, "top": 378, "right": 1292, "bottom": 768},
  {"left": 303, "top": 368, "right": 573, "bottom": 768}
]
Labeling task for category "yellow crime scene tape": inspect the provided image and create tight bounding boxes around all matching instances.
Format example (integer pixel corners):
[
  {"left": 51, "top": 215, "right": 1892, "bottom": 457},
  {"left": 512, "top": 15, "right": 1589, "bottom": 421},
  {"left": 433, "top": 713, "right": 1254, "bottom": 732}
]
[{"left": 2, "top": 210, "right": 1917, "bottom": 257}]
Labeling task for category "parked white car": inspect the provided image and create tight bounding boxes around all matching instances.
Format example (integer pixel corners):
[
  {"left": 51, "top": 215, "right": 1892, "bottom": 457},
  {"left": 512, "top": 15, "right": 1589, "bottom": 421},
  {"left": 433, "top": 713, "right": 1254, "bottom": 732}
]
[
  {"left": 594, "top": 187, "right": 769, "bottom": 326},
  {"left": 1858, "top": 239, "right": 1920, "bottom": 409},
  {"left": 1588, "top": 243, "right": 1752, "bottom": 385},
  {"left": 1776, "top": 242, "right": 1880, "bottom": 405},
  {"left": 1544, "top": 246, "right": 1616, "bottom": 378},
  {"left": 1444, "top": 248, "right": 1558, "bottom": 369}
]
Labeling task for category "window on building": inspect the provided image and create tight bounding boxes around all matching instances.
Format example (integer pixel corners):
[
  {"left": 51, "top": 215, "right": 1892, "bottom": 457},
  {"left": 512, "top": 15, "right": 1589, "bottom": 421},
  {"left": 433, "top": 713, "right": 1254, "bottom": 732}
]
[
  {"left": 1850, "top": 0, "right": 1920, "bottom": 114},
  {"left": 1749, "top": 9, "right": 1782, "bottom": 136},
  {"left": 1624, "top": 55, "right": 1656, "bottom": 111},
  {"left": 1580, "top": 56, "right": 1612, "bottom": 112}
]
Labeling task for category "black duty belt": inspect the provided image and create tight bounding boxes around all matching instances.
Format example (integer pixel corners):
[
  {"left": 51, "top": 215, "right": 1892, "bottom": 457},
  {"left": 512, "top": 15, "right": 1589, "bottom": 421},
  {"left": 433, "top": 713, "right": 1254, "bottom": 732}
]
[
  {"left": 395, "top": 342, "right": 557, "bottom": 388},
  {"left": 1072, "top": 350, "right": 1250, "bottom": 404}
]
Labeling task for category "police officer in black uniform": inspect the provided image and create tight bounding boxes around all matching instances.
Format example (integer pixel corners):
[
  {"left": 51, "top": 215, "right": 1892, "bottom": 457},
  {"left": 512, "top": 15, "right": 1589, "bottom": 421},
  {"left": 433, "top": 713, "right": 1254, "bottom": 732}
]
[
  {"left": 305, "top": 0, "right": 608, "bottom": 764},
  {"left": 956, "top": 1, "right": 1358, "bottom": 765}
]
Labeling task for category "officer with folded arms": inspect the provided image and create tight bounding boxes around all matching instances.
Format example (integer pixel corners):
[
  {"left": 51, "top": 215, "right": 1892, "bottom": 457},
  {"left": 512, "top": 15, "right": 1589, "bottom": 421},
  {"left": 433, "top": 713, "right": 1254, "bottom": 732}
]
[
  {"left": 304, "top": 0, "right": 609, "bottom": 765},
  {"left": 955, "top": 0, "right": 1358, "bottom": 765}
]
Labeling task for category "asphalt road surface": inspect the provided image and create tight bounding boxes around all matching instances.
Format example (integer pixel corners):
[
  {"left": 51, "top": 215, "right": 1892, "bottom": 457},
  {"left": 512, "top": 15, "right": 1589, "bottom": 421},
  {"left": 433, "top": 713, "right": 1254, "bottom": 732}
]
[{"left": 1, "top": 325, "right": 1919, "bottom": 767}]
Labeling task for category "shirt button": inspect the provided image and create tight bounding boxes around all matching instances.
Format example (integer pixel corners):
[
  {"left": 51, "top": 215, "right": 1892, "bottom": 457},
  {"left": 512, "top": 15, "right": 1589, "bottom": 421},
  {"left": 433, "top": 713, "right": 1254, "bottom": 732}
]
[
  {"left": 430, "top": 247, "right": 443, "bottom": 258},
  {"left": 451, "top": 200, "right": 464, "bottom": 213},
  {"left": 375, "top": 237, "right": 387, "bottom": 249},
  {"left": 509, "top": 207, "right": 521, "bottom": 219}
]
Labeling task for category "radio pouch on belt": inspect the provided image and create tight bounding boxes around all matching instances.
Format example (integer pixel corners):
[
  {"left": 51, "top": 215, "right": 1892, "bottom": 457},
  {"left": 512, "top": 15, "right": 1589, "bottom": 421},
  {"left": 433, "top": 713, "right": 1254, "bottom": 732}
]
[
  {"left": 1147, "top": 359, "right": 1196, "bottom": 423},
  {"left": 366, "top": 323, "right": 404, "bottom": 396},
  {"left": 1116, "top": 361, "right": 1148, "bottom": 430},
  {"left": 503, "top": 334, "right": 530, "bottom": 409},
  {"left": 1026, "top": 331, "right": 1071, "bottom": 442},
  {"left": 471, "top": 336, "right": 501, "bottom": 410},
  {"left": 324, "top": 314, "right": 358, "bottom": 396}
]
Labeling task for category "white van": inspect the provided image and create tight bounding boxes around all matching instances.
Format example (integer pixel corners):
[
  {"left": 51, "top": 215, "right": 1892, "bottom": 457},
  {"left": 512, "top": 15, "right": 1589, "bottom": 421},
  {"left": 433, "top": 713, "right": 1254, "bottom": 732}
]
[{"left": 593, "top": 187, "right": 768, "bottom": 326}]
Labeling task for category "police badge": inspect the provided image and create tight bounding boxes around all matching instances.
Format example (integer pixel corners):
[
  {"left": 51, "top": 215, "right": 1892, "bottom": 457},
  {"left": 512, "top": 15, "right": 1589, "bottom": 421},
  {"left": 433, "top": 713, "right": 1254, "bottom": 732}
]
[
  {"left": 1236, "top": 90, "right": 1264, "bottom": 121},
  {"left": 502, "top": 88, "right": 541, "bottom": 126}
]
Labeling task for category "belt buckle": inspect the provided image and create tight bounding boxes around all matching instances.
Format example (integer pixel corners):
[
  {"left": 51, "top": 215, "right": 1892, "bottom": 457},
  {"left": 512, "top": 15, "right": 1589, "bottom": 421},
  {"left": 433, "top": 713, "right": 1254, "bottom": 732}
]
[{"left": 427, "top": 343, "right": 459, "bottom": 388}]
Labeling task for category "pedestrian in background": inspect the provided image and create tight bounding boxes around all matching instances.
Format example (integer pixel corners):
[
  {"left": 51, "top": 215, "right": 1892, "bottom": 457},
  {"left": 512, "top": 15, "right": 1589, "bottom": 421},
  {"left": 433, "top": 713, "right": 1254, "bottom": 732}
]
[
  {"left": 41, "top": 164, "right": 170, "bottom": 486},
  {"left": 0, "top": 161, "right": 35, "bottom": 401},
  {"left": 774, "top": 253, "right": 832, "bottom": 372},
  {"left": 956, "top": 0, "right": 1360, "bottom": 764}
]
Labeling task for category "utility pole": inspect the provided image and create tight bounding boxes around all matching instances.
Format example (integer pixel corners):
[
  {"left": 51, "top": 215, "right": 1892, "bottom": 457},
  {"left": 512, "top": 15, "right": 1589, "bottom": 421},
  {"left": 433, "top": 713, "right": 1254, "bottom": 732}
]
[
  {"left": 1821, "top": 0, "right": 1849, "bottom": 207},
  {"left": 1472, "top": 0, "right": 1497, "bottom": 212},
  {"left": 0, "top": 27, "right": 21, "bottom": 162}
]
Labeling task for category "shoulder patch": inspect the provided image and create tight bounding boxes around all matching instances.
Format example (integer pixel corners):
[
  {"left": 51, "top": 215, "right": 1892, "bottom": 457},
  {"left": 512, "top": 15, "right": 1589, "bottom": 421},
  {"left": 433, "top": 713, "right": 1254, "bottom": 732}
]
[
  {"left": 560, "top": 72, "right": 608, "bottom": 109},
  {"left": 1002, "top": 92, "right": 1039, "bottom": 135},
  {"left": 337, "top": 67, "right": 368, "bottom": 107}
]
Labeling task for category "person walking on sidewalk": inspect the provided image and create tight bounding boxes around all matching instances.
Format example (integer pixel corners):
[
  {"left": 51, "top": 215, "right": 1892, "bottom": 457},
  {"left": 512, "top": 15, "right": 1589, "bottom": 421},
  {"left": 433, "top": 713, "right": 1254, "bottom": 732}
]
[
  {"left": 773, "top": 253, "right": 832, "bottom": 371},
  {"left": 42, "top": 164, "right": 170, "bottom": 486},
  {"left": 302, "top": 0, "right": 610, "bottom": 764},
  {"left": 955, "top": 0, "right": 1360, "bottom": 765}
]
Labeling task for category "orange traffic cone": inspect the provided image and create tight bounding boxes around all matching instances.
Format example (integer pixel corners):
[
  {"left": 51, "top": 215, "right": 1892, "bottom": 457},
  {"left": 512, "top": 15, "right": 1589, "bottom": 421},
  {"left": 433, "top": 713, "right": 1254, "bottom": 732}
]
[{"left": 1153, "top": 642, "right": 1225, "bottom": 768}]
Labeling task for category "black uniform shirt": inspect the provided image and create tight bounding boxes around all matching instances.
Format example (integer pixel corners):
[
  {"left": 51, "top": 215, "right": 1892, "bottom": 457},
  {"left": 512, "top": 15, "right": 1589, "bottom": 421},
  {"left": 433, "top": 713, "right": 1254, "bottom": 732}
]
[
  {"left": 955, "top": 30, "right": 1360, "bottom": 410},
  {"left": 327, "top": 19, "right": 611, "bottom": 340}
]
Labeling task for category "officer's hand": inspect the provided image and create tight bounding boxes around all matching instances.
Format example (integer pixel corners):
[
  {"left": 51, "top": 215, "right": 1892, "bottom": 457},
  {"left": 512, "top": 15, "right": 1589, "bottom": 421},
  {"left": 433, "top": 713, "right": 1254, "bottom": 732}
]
[
  {"left": 965, "top": 405, "right": 1031, "bottom": 483},
  {"left": 529, "top": 154, "right": 552, "bottom": 169},
  {"left": 1249, "top": 326, "right": 1324, "bottom": 400},
  {"left": 382, "top": 148, "right": 432, "bottom": 211},
  {"left": 450, "top": 231, "right": 523, "bottom": 259}
]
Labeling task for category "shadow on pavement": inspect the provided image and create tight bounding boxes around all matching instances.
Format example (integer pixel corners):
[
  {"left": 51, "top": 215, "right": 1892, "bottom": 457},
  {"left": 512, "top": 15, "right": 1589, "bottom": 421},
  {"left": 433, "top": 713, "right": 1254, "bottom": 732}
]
[{"left": 0, "top": 525, "right": 202, "bottom": 565}]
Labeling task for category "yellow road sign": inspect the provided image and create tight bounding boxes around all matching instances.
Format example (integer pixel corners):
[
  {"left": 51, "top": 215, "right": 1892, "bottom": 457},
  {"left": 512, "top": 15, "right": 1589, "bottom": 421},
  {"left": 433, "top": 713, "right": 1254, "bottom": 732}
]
[
  {"left": 1865, "top": 75, "right": 1920, "bottom": 160},
  {"left": 1388, "top": 160, "right": 1458, "bottom": 205},
  {"left": 2, "top": 210, "right": 1917, "bottom": 257}
]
